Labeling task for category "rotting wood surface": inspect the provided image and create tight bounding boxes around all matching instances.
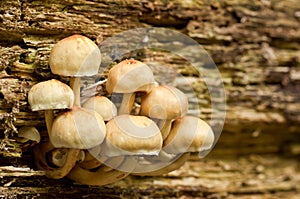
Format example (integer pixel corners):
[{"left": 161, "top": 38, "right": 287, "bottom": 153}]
[
  {"left": 0, "top": 0, "right": 300, "bottom": 198},
  {"left": 0, "top": 0, "right": 300, "bottom": 157},
  {"left": 0, "top": 154, "right": 299, "bottom": 198}
]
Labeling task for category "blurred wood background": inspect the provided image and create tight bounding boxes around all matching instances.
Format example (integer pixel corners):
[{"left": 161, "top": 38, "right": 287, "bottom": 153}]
[{"left": 0, "top": 0, "right": 299, "bottom": 198}]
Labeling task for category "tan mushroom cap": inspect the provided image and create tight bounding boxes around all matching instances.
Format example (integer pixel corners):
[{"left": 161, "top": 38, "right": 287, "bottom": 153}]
[
  {"left": 28, "top": 79, "right": 74, "bottom": 111},
  {"left": 82, "top": 96, "right": 117, "bottom": 121},
  {"left": 106, "top": 59, "right": 155, "bottom": 94},
  {"left": 140, "top": 85, "right": 188, "bottom": 120},
  {"left": 50, "top": 106, "right": 106, "bottom": 149},
  {"left": 49, "top": 34, "right": 101, "bottom": 77},
  {"left": 16, "top": 126, "right": 41, "bottom": 143},
  {"left": 163, "top": 116, "right": 215, "bottom": 154},
  {"left": 103, "top": 115, "right": 163, "bottom": 157}
]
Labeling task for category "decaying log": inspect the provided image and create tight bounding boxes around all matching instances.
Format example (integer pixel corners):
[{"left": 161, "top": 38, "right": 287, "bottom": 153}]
[
  {"left": 0, "top": 0, "right": 300, "bottom": 198},
  {"left": 0, "top": 155, "right": 299, "bottom": 198},
  {"left": 1, "top": 0, "right": 300, "bottom": 157}
]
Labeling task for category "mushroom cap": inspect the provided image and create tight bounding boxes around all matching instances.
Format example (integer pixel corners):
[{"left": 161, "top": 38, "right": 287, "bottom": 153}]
[
  {"left": 103, "top": 115, "right": 163, "bottom": 157},
  {"left": 140, "top": 85, "right": 188, "bottom": 120},
  {"left": 50, "top": 106, "right": 106, "bottom": 149},
  {"left": 163, "top": 116, "right": 215, "bottom": 154},
  {"left": 106, "top": 59, "right": 155, "bottom": 94},
  {"left": 49, "top": 34, "right": 101, "bottom": 77},
  {"left": 82, "top": 96, "right": 117, "bottom": 121},
  {"left": 28, "top": 79, "right": 74, "bottom": 111},
  {"left": 16, "top": 126, "right": 41, "bottom": 143}
]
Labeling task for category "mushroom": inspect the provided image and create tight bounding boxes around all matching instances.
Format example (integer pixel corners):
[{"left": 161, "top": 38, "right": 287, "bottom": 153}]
[
  {"left": 47, "top": 148, "right": 85, "bottom": 167},
  {"left": 15, "top": 126, "right": 41, "bottom": 151},
  {"left": 47, "top": 35, "right": 102, "bottom": 176},
  {"left": 28, "top": 79, "right": 74, "bottom": 134},
  {"left": 33, "top": 141, "right": 80, "bottom": 179},
  {"left": 49, "top": 34, "right": 101, "bottom": 107},
  {"left": 82, "top": 96, "right": 117, "bottom": 121},
  {"left": 163, "top": 115, "right": 215, "bottom": 154},
  {"left": 28, "top": 79, "right": 80, "bottom": 178},
  {"left": 47, "top": 148, "right": 70, "bottom": 168},
  {"left": 67, "top": 156, "right": 133, "bottom": 186},
  {"left": 132, "top": 116, "right": 214, "bottom": 176},
  {"left": 50, "top": 106, "right": 106, "bottom": 149},
  {"left": 106, "top": 59, "right": 155, "bottom": 114},
  {"left": 15, "top": 126, "right": 40, "bottom": 144},
  {"left": 101, "top": 114, "right": 163, "bottom": 157},
  {"left": 133, "top": 116, "right": 214, "bottom": 176},
  {"left": 140, "top": 85, "right": 188, "bottom": 139}
]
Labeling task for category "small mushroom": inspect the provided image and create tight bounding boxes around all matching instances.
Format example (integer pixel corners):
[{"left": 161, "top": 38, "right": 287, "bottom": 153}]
[
  {"left": 82, "top": 96, "right": 117, "bottom": 121},
  {"left": 49, "top": 34, "right": 101, "bottom": 107},
  {"left": 102, "top": 114, "right": 163, "bottom": 157},
  {"left": 47, "top": 148, "right": 85, "bottom": 168},
  {"left": 163, "top": 115, "right": 215, "bottom": 154},
  {"left": 140, "top": 85, "right": 188, "bottom": 139},
  {"left": 106, "top": 59, "right": 155, "bottom": 114},
  {"left": 47, "top": 148, "right": 69, "bottom": 168},
  {"left": 15, "top": 126, "right": 41, "bottom": 151},
  {"left": 28, "top": 79, "right": 74, "bottom": 134},
  {"left": 50, "top": 106, "right": 106, "bottom": 149},
  {"left": 133, "top": 116, "right": 214, "bottom": 176},
  {"left": 33, "top": 141, "right": 80, "bottom": 179},
  {"left": 15, "top": 126, "right": 40, "bottom": 144}
]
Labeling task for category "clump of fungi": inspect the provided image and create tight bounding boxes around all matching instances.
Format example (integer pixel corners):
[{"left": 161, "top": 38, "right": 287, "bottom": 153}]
[{"left": 27, "top": 34, "right": 215, "bottom": 185}]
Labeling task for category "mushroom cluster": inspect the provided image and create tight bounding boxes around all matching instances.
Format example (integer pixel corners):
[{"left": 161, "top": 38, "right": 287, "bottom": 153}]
[{"left": 27, "top": 34, "right": 215, "bottom": 186}]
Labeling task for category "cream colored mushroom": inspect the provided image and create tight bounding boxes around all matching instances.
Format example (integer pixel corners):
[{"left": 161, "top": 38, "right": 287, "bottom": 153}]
[
  {"left": 49, "top": 34, "right": 101, "bottom": 107},
  {"left": 106, "top": 59, "right": 155, "bottom": 114},
  {"left": 82, "top": 96, "right": 117, "bottom": 121},
  {"left": 47, "top": 148, "right": 85, "bottom": 167},
  {"left": 140, "top": 85, "right": 188, "bottom": 139},
  {"left": 102, "top": 114, "right": 163, "bottom": 157},
  {"left": 133, "top": 116, "right": 214, "bottom": 176},
  {"left": 50, "top": 106, "right": 106, "bottom": 149},
  {"left": 28, "top": 79, "right": 74, "bottom": 134},
  {"left": 163, "top": 116, "right": 215, "bottom": 154},
  {"left": 33, "top": 141, "right": 80, "bottom": 179},
  {"left": 15, "top": 126, "right": 40, "bottom": 144}
]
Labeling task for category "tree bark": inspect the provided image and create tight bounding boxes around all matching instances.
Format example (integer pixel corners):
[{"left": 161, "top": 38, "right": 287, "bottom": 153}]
[{"left": 0, "top": 0, "right": 300, "bottom": 197}]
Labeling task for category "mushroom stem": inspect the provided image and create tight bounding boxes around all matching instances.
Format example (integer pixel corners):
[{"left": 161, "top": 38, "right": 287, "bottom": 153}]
[
  {"left": 134, "top": 152, "right": 190, "bottom": 176},
  {"left": 45, "top": 110, "right": 54, "bottom": 136},
  {"left": 47, "top": 148, "right": 68, "bottom": 167},
  {"left": 119, "top": 93, "right": 136, "bottom": 115},
  {"left": 79, "top": 146, "right": 103, "bottom": 169},
  {"left": 97, "top": 156, "right": 125, "bottom": 172},
  {"left": 70, "top": 77, "right": 81, "bottom": 107},
  {"left": 33, "top": 142, "right": 80, "bottom": 179},
  {"left": 68, "top": 157, "right": 131, "bottom": 186},
  {"left": 79, "top": 158, "right": 103, "bottom": 170},
  {"left": 158, "top": 119, "right": 173, "bottom": 140},
  {"left": 48, "top": 148, "right": 84, "bottom": 167}
]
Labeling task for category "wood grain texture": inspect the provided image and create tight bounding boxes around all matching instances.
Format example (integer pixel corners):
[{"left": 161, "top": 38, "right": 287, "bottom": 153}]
[{"left": 0, "top": 0, "right": 299, "bottom": 197}]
